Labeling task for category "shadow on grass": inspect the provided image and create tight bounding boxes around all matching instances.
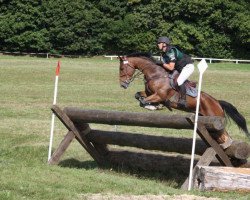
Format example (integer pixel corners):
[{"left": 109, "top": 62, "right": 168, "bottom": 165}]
[
  {"left": 58, "top": 154, "right": 196, "bottom": 188},
  {"left": 59, "top": 159, "right": 98, "bottom": 169}
]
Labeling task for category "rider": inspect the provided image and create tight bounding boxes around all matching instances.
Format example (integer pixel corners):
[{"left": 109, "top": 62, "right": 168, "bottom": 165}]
[{"left": 157, "top": 36, "right": 194, "bottom": 107}]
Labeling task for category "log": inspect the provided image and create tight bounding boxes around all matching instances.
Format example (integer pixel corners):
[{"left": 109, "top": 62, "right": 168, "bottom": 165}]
[
  {"left": 193, "top": 166, "right": 250, "bottom": 191},
  {"left": 86, "top": 130, "right": 250, "bottom": 160},
  {"left": 224, "top": 140, "right": 250, "bottom": 160},
  {"left": 63, "top": 107, "right": 225, "bottom": 132},
  {"left": 87, "top": 130, "right": 207, "bottom": 155}
]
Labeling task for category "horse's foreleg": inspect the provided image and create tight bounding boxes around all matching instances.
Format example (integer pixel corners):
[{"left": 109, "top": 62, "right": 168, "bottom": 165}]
[
  {"left": 140, "top": 93, "right": 165, "bottom": 110},
  {"left": 135, "top": 91, "right": 164, "bottom": 110},
  {"left": 135, "top": 91, "right": 147, "bottom": 100},
  {"left": 135, "top": 91, "right": 162, "bottom": 105},
  {"left": 144, "top": 93, "right": 163, "bottom": 103},
  {"left": 135, "top": 91, "right": 153, "bottom": 109}
]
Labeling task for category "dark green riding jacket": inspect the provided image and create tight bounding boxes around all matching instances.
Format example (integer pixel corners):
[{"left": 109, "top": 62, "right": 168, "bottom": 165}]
[{"left": 161, "top": 46, "right": 193, "bottom": 72}]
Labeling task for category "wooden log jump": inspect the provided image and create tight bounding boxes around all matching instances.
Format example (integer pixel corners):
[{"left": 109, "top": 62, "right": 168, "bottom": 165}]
[{"left": 49, "top": 105, "right": 250, "bottom": 191}]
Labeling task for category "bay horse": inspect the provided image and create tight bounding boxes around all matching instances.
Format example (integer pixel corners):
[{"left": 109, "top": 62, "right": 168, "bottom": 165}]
[{"left": 118, "top": 53, "right": 249, "bottom": 148}]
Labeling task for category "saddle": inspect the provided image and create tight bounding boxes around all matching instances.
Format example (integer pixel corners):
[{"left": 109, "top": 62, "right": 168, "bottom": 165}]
[{"left": 169, "top": 70, "right": 198, "bottom": 97}]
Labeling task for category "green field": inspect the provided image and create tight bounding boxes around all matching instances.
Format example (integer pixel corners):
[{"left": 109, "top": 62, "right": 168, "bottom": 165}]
[{"left": 0, "top": 56, "right": 249, "bottom": 200}]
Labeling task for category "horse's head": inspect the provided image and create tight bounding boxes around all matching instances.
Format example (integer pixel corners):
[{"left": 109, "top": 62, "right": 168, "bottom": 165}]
[{"left": 118, "top": 56, "right": 136, "bottom": 89}]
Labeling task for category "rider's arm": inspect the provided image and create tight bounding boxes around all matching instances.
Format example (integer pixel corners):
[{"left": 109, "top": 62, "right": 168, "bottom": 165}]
[
  {"left": 162, "top": 48, "right": 176, "bottom": 71},
  {"left": 162, "top": 62, "right": 175, "bottom": 71}
]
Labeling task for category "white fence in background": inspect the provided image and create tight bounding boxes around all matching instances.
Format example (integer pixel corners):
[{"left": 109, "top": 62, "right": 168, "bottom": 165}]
[
  {"left": 1, "top": 51, "right": 249, "bottom": 64},
  {"left": 104, "top": 55, "right": 250, "bottom": 64}
]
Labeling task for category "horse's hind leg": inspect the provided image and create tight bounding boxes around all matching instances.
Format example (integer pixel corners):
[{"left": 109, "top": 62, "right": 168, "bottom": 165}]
[{"left": 199, "top": 93, "right": 233, "bottom": 149}]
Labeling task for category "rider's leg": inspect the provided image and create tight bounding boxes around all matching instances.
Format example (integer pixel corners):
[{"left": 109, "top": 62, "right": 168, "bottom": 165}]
[
  {"left": 179, "top": 84, "right": 186, "bottom": 105},
  {"left": 177, "top": 64, "right": 194, "bottom": 107}
]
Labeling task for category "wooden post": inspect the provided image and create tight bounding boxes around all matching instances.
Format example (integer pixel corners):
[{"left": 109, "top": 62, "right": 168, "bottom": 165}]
[{"left": 48, "top": 131, "right": 75, "bottom": 165}]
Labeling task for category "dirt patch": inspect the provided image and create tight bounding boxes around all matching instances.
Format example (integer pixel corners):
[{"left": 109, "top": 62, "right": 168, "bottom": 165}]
[{"left": 80, "top": 194, "right": 220, "bottom": 200}]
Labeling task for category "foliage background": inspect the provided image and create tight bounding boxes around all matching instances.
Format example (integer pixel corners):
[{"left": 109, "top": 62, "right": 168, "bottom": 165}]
[{"left": 0, "top": 0, "right": 249, "bottom": 58}]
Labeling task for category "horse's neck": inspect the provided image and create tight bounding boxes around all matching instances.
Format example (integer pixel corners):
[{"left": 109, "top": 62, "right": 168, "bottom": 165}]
[{"left": 134, "top": 58, "right": 165, "bottom": 76}]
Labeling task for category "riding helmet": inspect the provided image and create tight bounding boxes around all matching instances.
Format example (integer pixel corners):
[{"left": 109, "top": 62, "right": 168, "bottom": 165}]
[{"left": 157, "top": 36, "right": 171, "bottom": 44}]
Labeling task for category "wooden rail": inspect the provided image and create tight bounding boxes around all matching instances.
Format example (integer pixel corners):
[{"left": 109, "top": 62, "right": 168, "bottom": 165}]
[{"left": 63, "top": 107, "right": 225, "bottom": 132}]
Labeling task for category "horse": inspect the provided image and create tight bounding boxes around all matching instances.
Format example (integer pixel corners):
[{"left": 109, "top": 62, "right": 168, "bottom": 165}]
[{"left": 118, "top": 53, "right": 249, "bottom": 148}]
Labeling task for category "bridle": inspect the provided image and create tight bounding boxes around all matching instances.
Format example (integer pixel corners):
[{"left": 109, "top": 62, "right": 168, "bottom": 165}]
[{"left": 119, "top": 58, "right": 143, "bottom": 86}]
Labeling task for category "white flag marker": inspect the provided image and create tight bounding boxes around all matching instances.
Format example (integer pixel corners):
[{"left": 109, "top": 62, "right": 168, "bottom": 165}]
[
  {"left": 188, "top": 59, "right": 208, "bottom": 190},
  {"left": 48, "top": 61, "right": 61, "bottom": 161}
]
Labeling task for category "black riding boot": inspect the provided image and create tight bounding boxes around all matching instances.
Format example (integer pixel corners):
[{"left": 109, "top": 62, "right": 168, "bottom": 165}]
[{"left": 178, "top": 84, "right": 187, "bottom": 108}]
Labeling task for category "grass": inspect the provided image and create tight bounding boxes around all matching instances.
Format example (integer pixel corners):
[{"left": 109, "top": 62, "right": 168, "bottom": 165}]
[{"left": 0, "top": 55, "right": 250, "bottom": 199}]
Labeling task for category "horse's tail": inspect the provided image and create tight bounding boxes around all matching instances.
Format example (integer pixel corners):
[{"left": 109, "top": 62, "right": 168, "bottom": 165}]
[{"left": 219, "top": 100, "right": 250, "bottom": 138}]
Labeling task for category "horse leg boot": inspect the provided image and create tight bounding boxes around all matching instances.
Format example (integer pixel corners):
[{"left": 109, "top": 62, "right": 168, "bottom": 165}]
[{"left": 178, "top": 84, "right": 187, "bottom": 108}]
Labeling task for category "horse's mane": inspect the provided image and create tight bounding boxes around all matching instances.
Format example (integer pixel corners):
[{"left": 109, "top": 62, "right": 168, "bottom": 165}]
[{"left": 126, "top": 52, "right": 158, "bottom": 64}]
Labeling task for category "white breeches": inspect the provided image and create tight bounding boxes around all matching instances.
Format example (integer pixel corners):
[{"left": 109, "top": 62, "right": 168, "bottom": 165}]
[{"left": 177, "top": 64, "right": 194, "bottom": 86}]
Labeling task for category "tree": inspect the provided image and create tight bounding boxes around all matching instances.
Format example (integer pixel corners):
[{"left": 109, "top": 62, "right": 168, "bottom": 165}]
[
  {"left": 0, "top": 0, "right": 50, "bottom": 52},
  {"left": 0, "top": 0, "right": 249, "bottom": 58}
]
